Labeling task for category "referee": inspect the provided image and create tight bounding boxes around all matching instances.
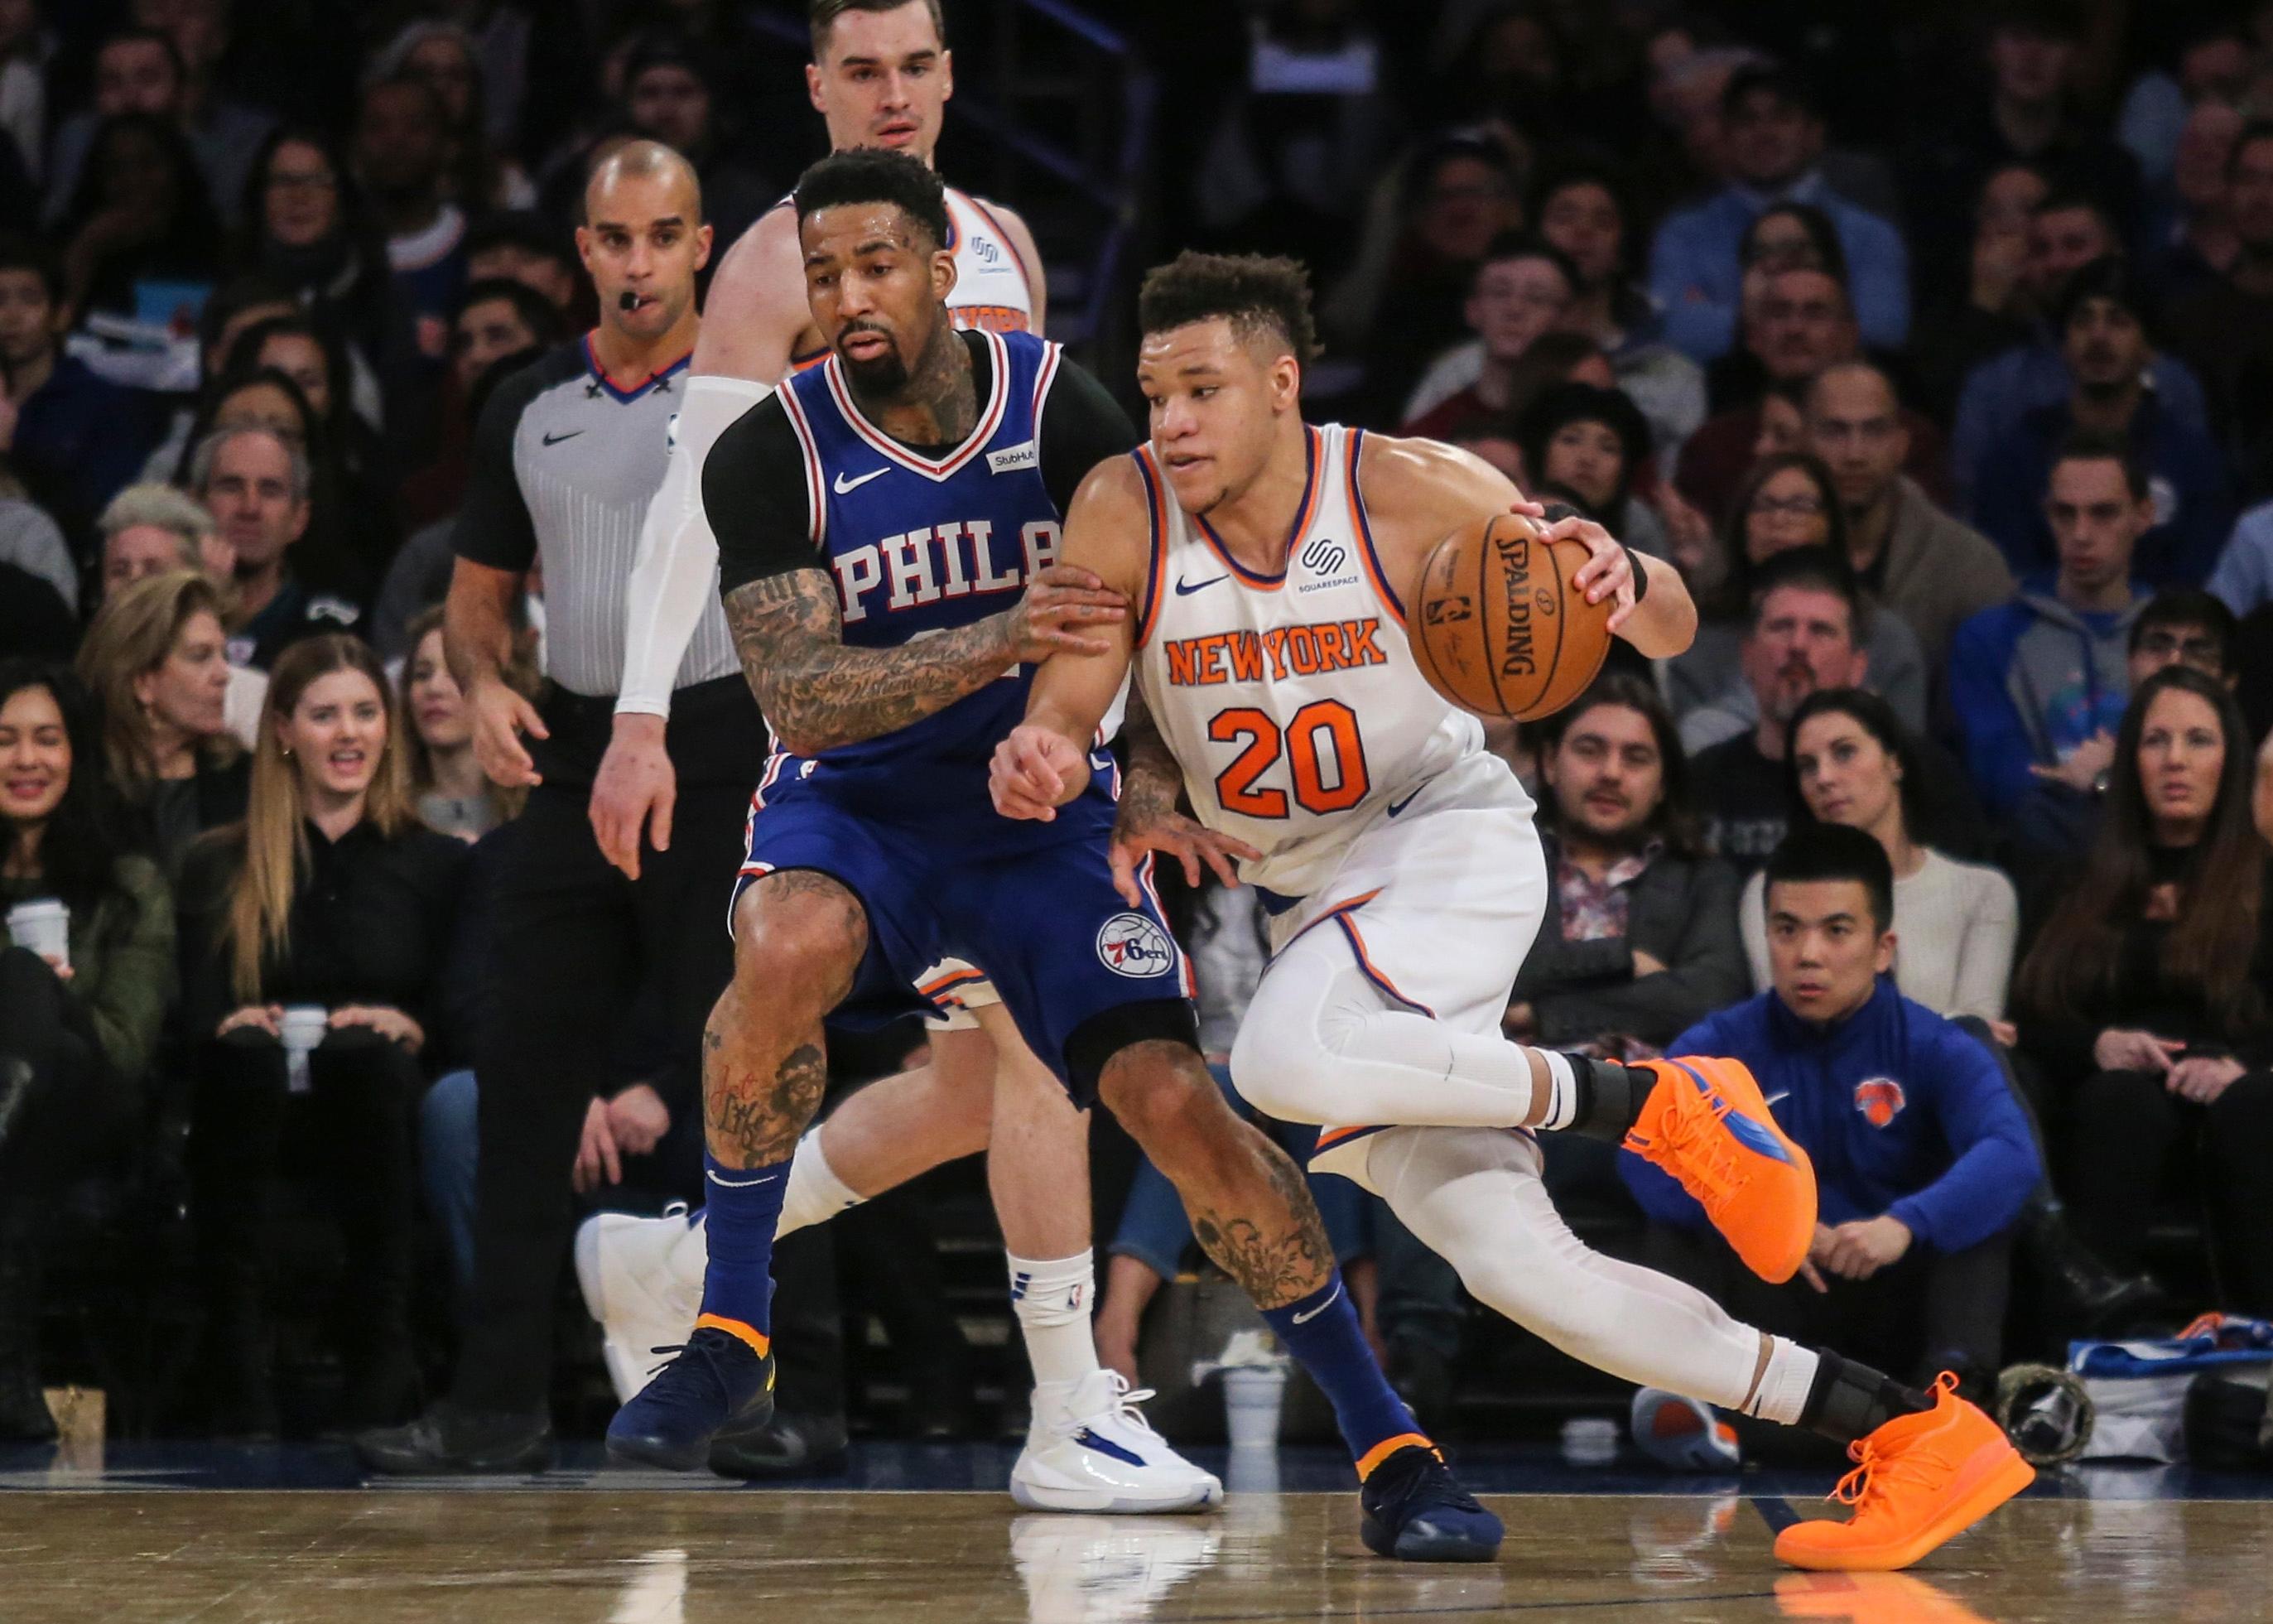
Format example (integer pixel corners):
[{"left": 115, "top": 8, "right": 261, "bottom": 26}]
[{"left": 359, "top": 143, "right": 759, "bottom": 1471}]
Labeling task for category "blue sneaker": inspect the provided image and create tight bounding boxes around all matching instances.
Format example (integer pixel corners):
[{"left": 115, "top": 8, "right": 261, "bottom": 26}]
[
  {"left": 605, "top": 1325, "right": 775, "bottom": 1471},
  {"left": 1357, "top": 1444, "right": 1502, "bottom": 1562}
]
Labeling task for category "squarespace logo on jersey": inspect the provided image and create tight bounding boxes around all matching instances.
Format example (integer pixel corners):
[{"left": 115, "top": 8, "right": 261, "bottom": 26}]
[{"left": 1297, "top": 531, "right": 1360, "bottom": 594}]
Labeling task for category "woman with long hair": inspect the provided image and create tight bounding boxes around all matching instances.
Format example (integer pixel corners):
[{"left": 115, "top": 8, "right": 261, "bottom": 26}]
[
  {"left": 1667, "top": 451, "right": 1929, "bottom": 743},
  {"left": 178, "top": 635, "right": 465, "bottom": 1434},
  {"left": 397, "top": 605, "right": 518, "bottom": 841},
  {"left": 1738, "top": 689, "right": 2020, "bottom": 1028},
  {"left": 0, "top": 662, "right": 174, "bottom": 1440},
  {"left": 75, "top": 571, "right": 249, "bottom": 873},
  {"left": 57, "top": 111, "right": 223, "bottom": 320},
  {"left": 2014, "top": 667, "right": 2273, "bottom": 1312}
]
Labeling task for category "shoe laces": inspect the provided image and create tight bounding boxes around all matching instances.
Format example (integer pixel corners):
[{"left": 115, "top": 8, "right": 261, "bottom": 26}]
[
  {"left": 1365, "top": 1445, "right": 1480, "bottom": 1519},
  {"left": 1643, "top": 1080, "right": 1742, "bottom": 1203},
  {"left": 1827, "top": 1373, "right": 1959, "bottom": 1511},
  {"left": 641, "top": 1326, "right": 745, "bottom": 1392},
  {"left": 1062, "top": 1369, "right": 1163, "bottom": 1438}
]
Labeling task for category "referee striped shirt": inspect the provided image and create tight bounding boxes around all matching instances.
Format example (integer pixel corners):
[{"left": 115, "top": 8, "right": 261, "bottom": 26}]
[{"left": 454, "top": 336, "right": 739, "bottom": 698}]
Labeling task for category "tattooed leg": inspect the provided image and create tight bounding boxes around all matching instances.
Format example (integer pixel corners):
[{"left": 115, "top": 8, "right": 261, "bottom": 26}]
[
  {"left": 1096, "top": 1040, "right": 1333, "bottom": 1311},
  {"left": 690, "top": 867, "right": 870, "bottom": 1349}
]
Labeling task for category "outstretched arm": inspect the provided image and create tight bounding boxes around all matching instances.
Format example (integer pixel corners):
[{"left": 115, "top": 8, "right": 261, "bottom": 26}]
[{"left": 722, "top": 566, "right": 1120, "bottom": 757}]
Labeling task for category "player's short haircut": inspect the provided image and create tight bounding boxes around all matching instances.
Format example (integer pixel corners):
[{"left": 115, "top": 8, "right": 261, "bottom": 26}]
[
  {"left": 1746, "top": 545, "right": 1862, "bottom": 637},
  {"left": 2048, "top": 426, "right": 2150, "bottom": 504},
  {"left": 1765, "top": 823, "right": 1895, "bottom": 934},
  {"left": 794, "top": 147, "right": 951, "bottom": 253},
  {"left": 585, "top": 138, "right": 705, "bottom": 224},
  {"left": 809, "top": 0, "right": 946, "bottom": 60},
  {"left": 0, "top": 233, "right": 61, "bottom": 306},
  {"left": 1138, "top": 251, "right": 1320, "bottom": 366}
]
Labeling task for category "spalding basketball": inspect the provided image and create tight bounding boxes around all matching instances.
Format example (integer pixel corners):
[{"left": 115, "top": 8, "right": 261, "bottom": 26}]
[{"left": 1412, "top": 512, "right": 1614, "bottom": 722}]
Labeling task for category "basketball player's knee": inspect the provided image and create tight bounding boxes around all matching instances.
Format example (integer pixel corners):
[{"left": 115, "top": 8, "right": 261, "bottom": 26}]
[
  {"left": 730, "top": 874, "right": 867, "bottom": 1007},
  {"left": 1099, "top": 1043, "right": 1226, "bottom": 1158}
]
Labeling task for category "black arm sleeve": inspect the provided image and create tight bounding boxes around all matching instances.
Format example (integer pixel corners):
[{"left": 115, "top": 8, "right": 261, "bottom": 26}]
[
  {"left": 705, "top": 393, "right": 826, "bottom": 595},
  {"left": 1038, "top": 357, "right": 1141, "bottom": 516},
  {"left": 450, "top": 362, "right": 547, "bottom": 571}
]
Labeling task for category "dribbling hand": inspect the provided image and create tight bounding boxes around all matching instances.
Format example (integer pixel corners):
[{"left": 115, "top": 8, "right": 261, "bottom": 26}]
[
  {"left": 1547, "top": 513, "right": 1640, "bottom": 633},
  {"left": 991, "top": 724, "right": 1089, "bottom": 820}
]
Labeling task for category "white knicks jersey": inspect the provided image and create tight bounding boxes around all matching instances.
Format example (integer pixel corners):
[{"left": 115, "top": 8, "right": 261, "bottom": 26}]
[
  {"left": 941, "top": 187, "right": 1035, "bottom": 334},
  {"left": 1130, "top": 423, "right": 1514, "bottom": 899}
]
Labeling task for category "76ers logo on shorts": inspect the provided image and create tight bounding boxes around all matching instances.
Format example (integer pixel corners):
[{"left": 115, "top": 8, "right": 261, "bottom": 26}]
[
  {"left": 1096, "top": 913, "right": 1174, "bottom": 978},
  {"left": 1854, "top": 1077, "right": 1907, "bottom": 1128}
]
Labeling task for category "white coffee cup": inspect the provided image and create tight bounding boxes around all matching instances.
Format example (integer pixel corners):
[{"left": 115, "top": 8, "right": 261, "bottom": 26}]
[
  {"left": 1222, "top": 1365, "right": 1288, "bottom": 1451},
  {"left": 6, "top": 899, "right": 69, "bottom": 971},
  {"left": 279, "top": 1005, "right": 329, "bottom": 1094}
]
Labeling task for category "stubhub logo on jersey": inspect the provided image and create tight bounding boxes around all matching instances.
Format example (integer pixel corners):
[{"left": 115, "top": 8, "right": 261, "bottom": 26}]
[{"left": 833, "top": 517, "right": 1061, "bottom": 621}]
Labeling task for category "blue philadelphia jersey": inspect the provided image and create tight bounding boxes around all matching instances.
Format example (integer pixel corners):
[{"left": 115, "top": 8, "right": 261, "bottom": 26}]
[
  {"left": 768, "top": 328, "right": 1106, "bottom": 840},
  {"left": 735, "top": 330, "right": 1190, "bottom": 1087}
]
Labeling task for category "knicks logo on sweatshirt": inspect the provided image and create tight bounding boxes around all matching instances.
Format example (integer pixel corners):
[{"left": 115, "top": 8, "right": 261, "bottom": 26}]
[{"left": 1854, "top": 1077, "right": 1907, "bottom": 1128}]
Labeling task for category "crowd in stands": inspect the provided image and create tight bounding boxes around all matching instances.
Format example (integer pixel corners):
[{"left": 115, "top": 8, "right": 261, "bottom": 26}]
[{"left": 6, "top": 0, "right": 2273, "bottom": 1459}]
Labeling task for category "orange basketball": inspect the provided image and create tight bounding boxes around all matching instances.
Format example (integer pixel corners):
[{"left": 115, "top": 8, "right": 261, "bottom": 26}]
[{"left": 1411, "top": 513, "right": 1614, "bottom": 722}]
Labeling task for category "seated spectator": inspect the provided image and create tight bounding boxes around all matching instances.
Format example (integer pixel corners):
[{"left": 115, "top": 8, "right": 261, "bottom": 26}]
[
  {"left": 1625, "top": 826, "right": 2040, "bottom": 1396},
  {"left": 1704, "top": 200, "right": 1847, "bottom": 412},
  {"left": 0, "top": 234, "right": 158, "bottom": 545},
  {"left": 1973, "top": 257, "right": 2232, "bottom": 586},
  {"left": 0, "top": 662, "right": 176, "bottom": 1442},
  {"left": 2147, "top": 98, "right": 2246, "bottom": 309},
  {"left": 1647, "top": 62, "right": 1909, "bottom": 363},
  {"left": 2164, "top": 120, "right": 2273, "bottom": 474},
  {"left": 1741, "top": 690, "right": 2019, "bottom": 1029},
  {"left": 75, "top": 571, "right": 248, "bottom": 874},
  {"left": 177, "top": 634, "right": 465, "bottom": 1434},
  {"left": 1668, "top": 456, "right": 1929, "bottom": 747},
  {"left": 41, "top": 27, "right": 185, "bottom": 224},
  {"left": 1401, "top": 235, "right": 1577, "bottom": 441},
  {"left": 185, "top": 424, "right": 364, "bottom": 670},
  {"left": 618, "top": 32, "right": 771, "bottom": 253},
  {"left": 1533, "top": 163, "right": 1707, "bottom": 455},
  {"left": 56, "top": 111, "right": 224, "bottom": 326},
  {"left": 396, "top": 277, "right": 564, "bottom": 530},
  {"left": 398, "top": 605, "right": 518, "bottom": 841},
  {"left": 463, "top": 211, "right": 584, "bottom": 319},
  {"left": 2013, "top": 667, "right": 2273, "bottom": 1315},
  {"left": 225, "top": 313, "right": 389, "bottom": 508},
  {"left": 1950, "top": 192, "right": 2212, "bottom": 511},
  {"left": 1671, "top": 263, "right": 1948, "bottom": 528},
  {"left": 1909, "top": 161, "right": 2049, "bottom": 424},
  {"left": 133, "top": 272, "right": 302, "bottom": 484},
  {"left": 354, "top": 75, "right": 467, "bottom": 364},
  {"left": 1515, "top": 382, "right": 1669, "bottom": 560},
  {"left": 1951, "top": 431, "right": 2150, "bottom": 820},
  {"left": 94, "top": 485, "right": 264, "bottom": 745},
  {"left": 372, "top": 19, "right": 537, "bottom": 214},
  {"left": 1804, "top": 359, "right": 2015, "bottom": 672},
  {"left": 1506, "top": 673, "right": 1747, "bottom": 1056}
]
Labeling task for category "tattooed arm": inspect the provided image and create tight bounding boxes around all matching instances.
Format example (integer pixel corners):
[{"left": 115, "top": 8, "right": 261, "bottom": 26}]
[
  {"left": 1102, "top": 687, "right": 1258, "bottom": 906},
  {"left": 722, "top": 566, "right": 1125, "bottom": 756}
]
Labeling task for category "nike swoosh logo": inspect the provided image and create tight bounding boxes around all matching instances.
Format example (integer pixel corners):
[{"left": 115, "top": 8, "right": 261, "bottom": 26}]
[
  {"left": 541, "top": 430, "right": 584, "bottom": 446},
  {"left": 1174, "top": 574, "right": 1227, "bottom": 596},
  {"left": 1290, "top": 1282, "right": 1342, "bottom": 1325},
  {"left": 705, "top": 1169, "right": 783, "bottom": 1189},
  {"left": 1385, "top": 790, "right": 1421, "bottom": 817},
  {"left": 1763, "top": 1091, "right": 1790, "bottom": 1107},
  {"left": 834, "top": 467, "right": 889, "bottom": 494}
]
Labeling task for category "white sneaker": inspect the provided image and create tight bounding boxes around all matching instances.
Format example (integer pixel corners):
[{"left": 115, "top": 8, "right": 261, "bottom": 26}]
[
  {"left": 1629, "top": 1387, "right": 1742, "bottom": 1472},
  {"left": 573, "top": 1203, "right": 708, "bottom": 1403},
  {"left": 1010, "top": 1515, "right": 1221, "bottom": 1623},
  {"left": 1011, "top": 1369, "right": 1224, "bottom": 1514}
]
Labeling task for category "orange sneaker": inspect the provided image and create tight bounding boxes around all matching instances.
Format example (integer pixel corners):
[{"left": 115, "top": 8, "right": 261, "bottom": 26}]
[
  {"left": 1774, "top": 1374, "right": 2035, "bottom": 1573},
  {"left": 1622, "top": 1056, "right": 1816, "bottom": 1283}
]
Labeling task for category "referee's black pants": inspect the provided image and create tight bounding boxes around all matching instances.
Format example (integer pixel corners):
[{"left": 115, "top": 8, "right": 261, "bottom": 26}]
[{"left": 452, "top": 680, "right": 755, "bottom": 1415}]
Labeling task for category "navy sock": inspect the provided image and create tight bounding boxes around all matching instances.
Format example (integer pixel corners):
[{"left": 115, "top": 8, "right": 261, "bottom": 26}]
[
  {"left": 1261, "top": 1271, "right": 1428, "bottom": 1477},
  {"left": 696, "top": 1150, "right": 787, "bottom": 1355}
]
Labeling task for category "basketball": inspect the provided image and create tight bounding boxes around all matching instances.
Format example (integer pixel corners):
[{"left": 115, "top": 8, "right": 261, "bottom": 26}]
[{"left": 1411, "top": 512, "right": 1615, "bottom": 722}]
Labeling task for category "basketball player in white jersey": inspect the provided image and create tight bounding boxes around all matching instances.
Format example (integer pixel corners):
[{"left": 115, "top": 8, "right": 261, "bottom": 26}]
[
  {"left": 989, "top": 251, "right": 2033, "bottom": 1573},
  {"left": 575, "top": 0, "right": 1217, "bottom": 1511}
]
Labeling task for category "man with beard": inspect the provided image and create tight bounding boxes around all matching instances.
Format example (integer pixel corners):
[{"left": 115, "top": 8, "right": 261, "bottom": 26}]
[
  {"left": 2167, "top": 122, "right": 2273, "bottom": 475},
  {"left": 1972, "top": 257, "right": 2230, "bottom": 586},
  {"left": 1804, "top": 359, "right": 2013, "bottom": 671},
  {"left": 1690, "top": 550, "right": 1871, "bottom": 878}
]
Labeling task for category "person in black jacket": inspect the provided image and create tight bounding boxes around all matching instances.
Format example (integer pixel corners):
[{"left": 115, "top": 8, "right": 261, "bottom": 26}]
[
  {"left": 177, "top": 634, "right": 465, "bottom": 1435},
  {"left": 2014, "top": 667, "right": 2273, "bottom": 1314}
]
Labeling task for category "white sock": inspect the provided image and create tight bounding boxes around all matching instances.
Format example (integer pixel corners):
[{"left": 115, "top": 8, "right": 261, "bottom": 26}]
[
  {"left": 1008, "top": 1250, "right": 1100, "bottom": 1410},
  {"left": 1742, "top": 1337, "right": 1821, "bottom": 1428},
  {"left": 774, "top": 1129, "right": 864, "bottom": 1239}
]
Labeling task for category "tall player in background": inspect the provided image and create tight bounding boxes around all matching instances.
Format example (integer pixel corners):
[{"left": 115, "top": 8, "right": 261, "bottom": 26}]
[
  {"left": 578, "top": 0, "right": 1215, "bottom": 1511},
  {"left": 990, "top": 253, "right": 2034, "bottom": 1573}
]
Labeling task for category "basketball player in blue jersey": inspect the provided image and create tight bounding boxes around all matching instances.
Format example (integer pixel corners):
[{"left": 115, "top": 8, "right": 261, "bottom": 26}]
[
  {"left": 604, "top": 147, "right": 1505, "bottom": 1561},
  {"left": 580, "top": 0, "right": 1212, "bottom": 1511}
]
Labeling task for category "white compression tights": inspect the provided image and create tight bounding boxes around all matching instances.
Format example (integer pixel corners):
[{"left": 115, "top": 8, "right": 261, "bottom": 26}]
[
  {"left": 1230, "top": 925, "right": 1543, "bottom": 1131},
  {"left": 1361, "top": 1125, "right": 1808, "bottom": 1419}
]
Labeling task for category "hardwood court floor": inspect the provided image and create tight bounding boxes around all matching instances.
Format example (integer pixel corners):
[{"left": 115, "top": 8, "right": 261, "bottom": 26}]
[{"left": 6, "top": 1447, "right": 2271, "bottom": 1622}]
